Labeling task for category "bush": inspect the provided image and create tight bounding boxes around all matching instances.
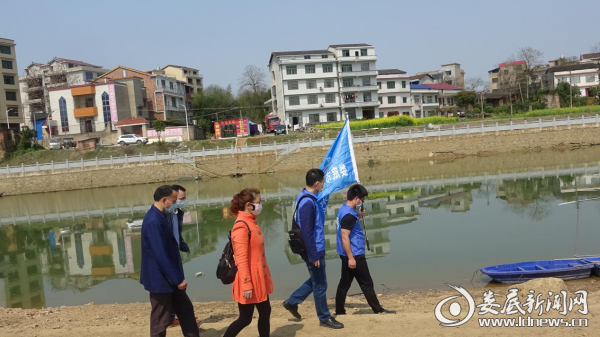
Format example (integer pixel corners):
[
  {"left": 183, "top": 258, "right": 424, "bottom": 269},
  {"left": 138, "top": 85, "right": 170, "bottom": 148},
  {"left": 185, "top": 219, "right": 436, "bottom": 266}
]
[{"left": 315, "top": 115, "right": 458, "bottom": 130}]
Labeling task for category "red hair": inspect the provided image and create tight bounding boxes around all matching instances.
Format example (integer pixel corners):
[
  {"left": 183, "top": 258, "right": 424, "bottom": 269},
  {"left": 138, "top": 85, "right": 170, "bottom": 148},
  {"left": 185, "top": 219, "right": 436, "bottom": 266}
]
[{"left": 230, "top": 188, "right": 260, "bottom": 216}]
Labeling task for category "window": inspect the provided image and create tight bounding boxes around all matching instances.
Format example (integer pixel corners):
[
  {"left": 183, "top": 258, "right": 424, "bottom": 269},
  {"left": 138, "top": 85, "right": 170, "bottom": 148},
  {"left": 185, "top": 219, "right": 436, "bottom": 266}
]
[
  {"left": 304, "top": 55, "right": 311, "bottom": 59},
  {"left": 388, "top": 96, "right": 396, "bottom": 104},
  {"left": 341, "top": 64, "right": 352, "bottom": 72},
  {"left": 188, "top": 78, "right": 193, "bottom": 84},
  {"left": 169, "top": 82, "right": 174, "bottom": 89},
  {"left": 326, "top": 94, "right": 335, "bottom": 103},
  {"left": 5, "top": 91, "right": 17, "bottom": 101},
  {"left": 102, "top": 92, "right": 111, "bottom": 123},
  {"left": 445, "top": 70, "right": 452, "bottom": 76},
  {"left": 492, "top": 78, "right": 499, "bottom": 83},
  {"left": 322, "top": 55, "right": 328, "bottom": 59},
  {"left": 305, "top": 64, "right": 315, "bottom": 74},
  {"left": 403, "top": 97, "right": 407, "bottom": 103},
  {"left": 402, "top": 81, "right": 406, "bottom": 88},
  {"left": 171, "top": 97, "right": 177, "bottom": 107},
  {"left": 0, "top": 45, "right": 11, "bottom": 54},
  {"left": 379, "top": 111, "right": 384, "bottom": 118},
  {"left": 272, "top": 71, "right": 275, "bottom": 80},
  {"left": 387, "top": 81, "right": 395, "bottom": 89},
  {"left": 85, "top": 72, "right": 94, "bottom": 80},
  {"left": 122, "top": 70, "right": 127, "bottom": 77},
  {"left": 447, "top": 97, "right": 454, "bottom": 105},
  {"left": 27, "top": 265, "right": 38, "bottom": 276},
  {"left": 161, "top": 79, "right": 166, "bottom": 87},
  {"left": 289, "top": 96, "right": 300, "bottom": 105},
  {"left": 286, "top": 65, "right": 297, "bottom": 75},
  {"left": 411, "top": 205, "right": 416, "bottom": 212},
  {"left": 361, "top": 63, "right": 369, "bottom": 71},
  {"left": 396, "top": 207, "right": 405, "bottom": 214},
  {"left": 415, "top": 96, "right": 421, "bottom": 104},
  {"left": 363, "top": 93, "right": 371, "bottom": 102},
  {"left": 342, "top": 49, "right": 350, "bottom": 57},
  {"left": 288, "top": 80, "right": 298, "bottom": 90},
  {"left": 307, "top": 80, "right": 316, "bottom": 89},
  {"left": 378, "top": 97, "right": 382, "bottom": 104},
  {"left": 426, "top": 96, "right": 433, "bottom": 103},
  {"left": 196, "top": 79, "right": 201, "bottom": 85},
  {"left": 85, "top": 97, "right": 94, "bottom": 107},
  {"left": 323, "top": 63, "right": 333, "bottom": 73},
  {"left": 308, "top": 95, "right": 318, "bottom": 104},
  {"left": 360, "top": 49, "right": 367, "bottom": 56},
  {"left": 327, "top": 112, "right": 336, "bottom": 122},
  {"left": 503, "top": 70, "right": 509, "bottom": 75},
  {"left": 324, "top": 79, "right": 334, "bottom": 88},
  {"left": 347, "top": 109, "right": 356, "bottom": 120},
  {"left": 571, "top": 76, "right": 581, "bottom": 84},
  {"left": 193, "top": 71, "right": 197, "bottom": 75},
  {"left": 377, "top": 82, "right": 381, "bottom": 89},
  {"left": 2, "top": 60, "right": 13, "bottom": 69},
  {"left": 7, "top": 107, "right": 17, "bottom": 116},
  {"left": 343, "top": 78, "right": 353, "bottom": 87},
  {"left": 60, "top": 99, "right": 70, "bottom": 132},
  {"left": 362, "top": 77, "right": 370, "bottom": 86},
  {"left": 3, "top": 75, "right": 15, "bottom": 85},
  {"left": 309, "top": 113, "right": 320, "bottom": 123}
]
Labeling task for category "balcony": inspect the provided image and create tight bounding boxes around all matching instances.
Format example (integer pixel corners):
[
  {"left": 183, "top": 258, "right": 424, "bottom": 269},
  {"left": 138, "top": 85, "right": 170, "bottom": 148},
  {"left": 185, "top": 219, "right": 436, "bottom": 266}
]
[
  {"left": 340, "top": 84, "right": 379, "bottom": 93},
  {"left": 71, "top": 86, "right": 95, "bottom": 96},
  {"left": 339, "top": 70, "right": 378, "bottom": 77},
  {"left": 74, "top": 107, "right": 98, "bottom": 118},
  {"left": 337, "top": 55, "right": 377, "bottom": 62},
  {"left": 342, "top": 100, "right": 380, "bottom": 108},
  {"left": 421, "top": 102, "right": 440, "bottom": 108}
]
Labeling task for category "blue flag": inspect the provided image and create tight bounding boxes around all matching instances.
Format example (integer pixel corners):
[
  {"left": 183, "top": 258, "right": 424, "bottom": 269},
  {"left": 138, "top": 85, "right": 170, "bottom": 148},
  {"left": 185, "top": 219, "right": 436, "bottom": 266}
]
[{"left": 317, "top": 118, "right": 360, "bottom": 218}]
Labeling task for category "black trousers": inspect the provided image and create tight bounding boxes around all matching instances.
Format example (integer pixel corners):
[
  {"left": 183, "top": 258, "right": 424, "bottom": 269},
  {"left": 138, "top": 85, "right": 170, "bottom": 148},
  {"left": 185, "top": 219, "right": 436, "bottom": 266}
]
[
  {"left": 335, "top": 255, "right": 384, "bottom": 314},
  {"left": 150, "top": 290, "right": 199, "bottom": 337},
  {"left": 224, "top": 297, "right": 271, "bottom": 337}
]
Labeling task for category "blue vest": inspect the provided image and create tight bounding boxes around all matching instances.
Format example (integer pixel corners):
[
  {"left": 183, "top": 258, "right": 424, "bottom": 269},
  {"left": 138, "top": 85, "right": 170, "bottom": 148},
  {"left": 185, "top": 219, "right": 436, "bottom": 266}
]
[
  {"left": 336, "top": 204, "right": 365, "bottom": 256},
  {"left": 295, "top": 189, "right": 325, "bottom": 254}
]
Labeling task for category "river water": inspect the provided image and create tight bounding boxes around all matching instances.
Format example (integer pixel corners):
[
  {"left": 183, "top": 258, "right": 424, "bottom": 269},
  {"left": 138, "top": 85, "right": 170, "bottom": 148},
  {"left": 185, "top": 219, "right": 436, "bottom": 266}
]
[{"left": 2, "top": 148, "right": 600, "bottom": 309}]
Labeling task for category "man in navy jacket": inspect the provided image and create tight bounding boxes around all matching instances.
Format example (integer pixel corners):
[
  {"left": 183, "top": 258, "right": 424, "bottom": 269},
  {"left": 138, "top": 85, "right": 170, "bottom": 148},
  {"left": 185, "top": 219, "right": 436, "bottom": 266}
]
[{"left": 141, "top": 185, "right": 199, "bottom": 337}]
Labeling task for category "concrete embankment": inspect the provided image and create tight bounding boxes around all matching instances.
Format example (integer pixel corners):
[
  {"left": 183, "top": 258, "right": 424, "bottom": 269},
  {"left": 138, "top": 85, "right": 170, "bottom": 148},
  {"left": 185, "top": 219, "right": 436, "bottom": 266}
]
[{"left": 1, "top": 123, "right": 599, "bottom": 196}]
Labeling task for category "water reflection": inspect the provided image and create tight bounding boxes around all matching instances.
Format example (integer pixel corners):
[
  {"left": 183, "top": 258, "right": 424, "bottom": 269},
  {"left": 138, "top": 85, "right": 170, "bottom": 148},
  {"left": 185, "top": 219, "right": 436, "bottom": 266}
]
[{"left": 3, "top": 154, "right": 600, "bottom": 308}]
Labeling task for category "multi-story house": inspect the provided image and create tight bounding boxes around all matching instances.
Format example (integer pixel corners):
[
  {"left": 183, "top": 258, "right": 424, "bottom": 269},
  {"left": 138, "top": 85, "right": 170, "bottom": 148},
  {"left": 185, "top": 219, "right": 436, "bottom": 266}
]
[
  {"left": 377, "top": 69, "right": 411, "bottom": 116},
  {"left": 552, "top": 63, "right": 599, "bottom": 97},
  {"left": 19, "top": 57, "right": 108, "bottom": 130},
  {"left": 0, "top": 38, "right": 22, "bottom": 133},
  {"left": 47, "top": 77, "right": 149, "bottom": 138},
  {"left": 410, "top": 84, "right": 440, "bottom": 118},
  {"left": 415, "top": 63, "right": 465, "bottom": 89},
  {"left": 161, "top": 65, "right": 203, "bottom": 99},
  {"left": 96, "top": 66, "right": 188, "bottom": 122},
  {"left": 268, "top": 43, "right": 379, "bottom": 127},
  {"left": 488, "top": 60, "right": 527, "bottom": 92}
]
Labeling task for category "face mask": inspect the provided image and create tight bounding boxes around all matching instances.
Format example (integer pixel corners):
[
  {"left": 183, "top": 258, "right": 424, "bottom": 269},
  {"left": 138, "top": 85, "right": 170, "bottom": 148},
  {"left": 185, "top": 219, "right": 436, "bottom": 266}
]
[
  {"left": 356, "top": 199, "right": 363, "bottom": 210},
  {"left": 250, "top": 202, "right": 263, "bottom": 216},
  {"left": 164, "top": 199, "right": 176, "bottom": 213},
  {"left": 174, "top": 199, "right": 186, "bottom": 209}
]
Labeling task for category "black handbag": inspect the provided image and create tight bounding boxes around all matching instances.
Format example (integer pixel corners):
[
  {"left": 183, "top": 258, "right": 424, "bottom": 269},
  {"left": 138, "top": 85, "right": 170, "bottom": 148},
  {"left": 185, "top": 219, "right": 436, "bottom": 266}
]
[
  {"left": 288, "top": 196, "right": 312, "bottom": 254},
  {"left": 216, "top": 220, "right": 250, "bottom": 285}
]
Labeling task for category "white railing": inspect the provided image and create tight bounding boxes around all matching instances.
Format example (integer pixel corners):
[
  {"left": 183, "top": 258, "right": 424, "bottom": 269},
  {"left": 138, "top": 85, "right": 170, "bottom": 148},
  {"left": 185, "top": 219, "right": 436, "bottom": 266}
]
[{"left": 1, "top": 114, "right": 599, "bottom": 176}]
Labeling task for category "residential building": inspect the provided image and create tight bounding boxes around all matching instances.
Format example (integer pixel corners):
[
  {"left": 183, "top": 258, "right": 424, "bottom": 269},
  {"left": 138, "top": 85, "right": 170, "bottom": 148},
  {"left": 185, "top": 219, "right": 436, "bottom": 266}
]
[
  {"left": 409, "top": 73, "right": 435, "bottom": 86},
  {"left": 19, "top": 57, "right": 108, "bottom": 131},
  {"left": 161, "top": 65, "right": 203, "bottom": 97},
  {"left": 552, "top": 63, "right": 600, "bottom": 97},
  {"left": 47, "top": 78, "right": 149, "bottom": 140},
  {"left": 268, "top": 43, "right": 379, "bottom": 127},
  {"left": 580, "top": 52, "right": 600, "bottom": 63},
  {"left": 488, "top": 60, "right": 527, "bottom": 92},
  {"left": 415, "top": 63, "right": 465, "bottom": 89},
  {"left": 0, "top": 38, "right": 22, "bottom": 133},
  {"left": 96, "top": 66, "right": 188, "bottom": 122},
  {"left": 377, "top": 69, "right": 411, "bottom": 116},
  {"left": 410, "top": 84, "right": 440, "bottom": 118}
]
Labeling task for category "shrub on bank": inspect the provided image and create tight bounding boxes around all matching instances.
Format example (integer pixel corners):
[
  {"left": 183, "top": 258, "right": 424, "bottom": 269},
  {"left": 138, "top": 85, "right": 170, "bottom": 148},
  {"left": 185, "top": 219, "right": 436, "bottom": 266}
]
[
  {"left": 315, "top": 115, "right": 458, "bottom": 130},
  {"left": 492, "top": 105, "right": 600, "bottom": 119}
]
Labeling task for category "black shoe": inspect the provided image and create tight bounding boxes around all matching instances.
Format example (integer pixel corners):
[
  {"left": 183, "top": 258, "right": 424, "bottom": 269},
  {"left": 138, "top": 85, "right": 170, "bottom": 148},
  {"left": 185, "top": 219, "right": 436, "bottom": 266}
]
[
  {"left": 282, "top": 301, "right": 302, "bottom": 320},
  {"left": 320, "top": 318, "right": 344, "bottom": 329},
  {"left": 334, "top": 312, "right": 346, "bottom": 316},
  {"left": 378, "top": 309, "right": 396, "bottom": 314}
]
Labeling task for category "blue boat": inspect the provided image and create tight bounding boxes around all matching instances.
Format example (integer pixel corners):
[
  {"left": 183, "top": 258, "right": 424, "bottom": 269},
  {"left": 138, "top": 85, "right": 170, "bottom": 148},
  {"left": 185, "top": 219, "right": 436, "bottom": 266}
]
[
  {"left": 480, "top": 259, "right": 594, "bottom": 284},
  {"left": 579, "top": 256, "right": 600, "bottom": 277}
]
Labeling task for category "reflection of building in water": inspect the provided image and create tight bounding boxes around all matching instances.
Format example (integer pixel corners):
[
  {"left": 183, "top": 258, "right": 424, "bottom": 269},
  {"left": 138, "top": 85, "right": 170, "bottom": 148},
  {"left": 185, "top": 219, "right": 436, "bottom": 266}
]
[
  {"left": 419, "top": 186, "right": 474, "bottom": 212},
  {"left": 560, "top": 174, "right": 600, "bottom": 193},
  {"left": 0, "top": 227, "right": 46, "bottom": 309},
  {"left": 283, "top": 190, "right": 421, "bottom": 264}
]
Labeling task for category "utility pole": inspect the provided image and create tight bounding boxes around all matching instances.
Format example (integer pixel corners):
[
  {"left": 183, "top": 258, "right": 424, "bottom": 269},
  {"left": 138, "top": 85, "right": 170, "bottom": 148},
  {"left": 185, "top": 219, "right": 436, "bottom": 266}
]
[{"left": 570, "top": 70, "right": 573, "bottom": 110}]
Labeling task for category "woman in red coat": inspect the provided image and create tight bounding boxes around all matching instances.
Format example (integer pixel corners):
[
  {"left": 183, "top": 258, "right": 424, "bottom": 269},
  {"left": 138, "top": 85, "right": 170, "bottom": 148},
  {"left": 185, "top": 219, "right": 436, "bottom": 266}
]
[{"left": 224, "top": 188, "right": 273, "bottom": 337}]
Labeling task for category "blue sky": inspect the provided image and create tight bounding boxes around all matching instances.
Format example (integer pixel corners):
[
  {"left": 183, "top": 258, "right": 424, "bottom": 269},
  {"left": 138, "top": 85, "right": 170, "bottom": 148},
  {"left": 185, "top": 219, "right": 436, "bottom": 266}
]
[{"left": 3, "top": 0, "right": 599, "bottom": 91}]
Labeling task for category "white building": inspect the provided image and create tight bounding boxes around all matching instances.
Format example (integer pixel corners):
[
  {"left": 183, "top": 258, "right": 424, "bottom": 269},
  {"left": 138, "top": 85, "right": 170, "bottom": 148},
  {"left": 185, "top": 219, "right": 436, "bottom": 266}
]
[
  {"left": 554, "top": 65, "right": 599, "bottom": 97},
  {"left": 410, "top": 84, "right": 440, "bottom": 118},
  {"left": 377, "top": 69, "right": 411, "bottom": 117},
  {"left": 267, "top": 43, "right": 379, "bottom": 127}
]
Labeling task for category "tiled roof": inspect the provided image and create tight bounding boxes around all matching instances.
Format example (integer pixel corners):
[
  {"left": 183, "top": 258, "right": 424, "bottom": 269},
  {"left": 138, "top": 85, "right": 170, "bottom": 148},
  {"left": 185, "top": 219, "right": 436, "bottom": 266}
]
[
  {"left": 329, "top": 43, "right": 372, "bottom": 48},
  {"left": 498, "top": 60, "right": 526, "bottom": 67},
  {"left": 409, "top": 74, "right": 432, "bottom": 80},
  {"left": 96, "top": 66, "right": 151, "bottom": 80},
  {"left": 378, "top": 69, "right": 407, "bottom": 75},
  {"left": 114, "top": 117, "right": 150, "bottom": 127},
  {"left": 581, "top": 52, "right": 600, "bottom": 60},
  {"left": 162, "top": 65, "right": 199, "bottom": 71},
  {"left": 424, "top": 83, "right": 461, "bottom": 90}
]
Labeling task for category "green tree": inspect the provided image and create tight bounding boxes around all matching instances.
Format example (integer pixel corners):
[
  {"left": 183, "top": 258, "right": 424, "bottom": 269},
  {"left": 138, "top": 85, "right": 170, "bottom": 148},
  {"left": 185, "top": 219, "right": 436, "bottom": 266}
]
[
  {"left": 456, "top": 91, "right": 477, "bottom": 110},
  {"left": 152, "top": 120, "right": 166, "bottom": 143},
  {"left": 191, "top": 85, "right": 236, "bottom": 135},
  {"left": 17, "top": 126, "right": 37, "bottom": 150},
  {"left": 556, "top": 82, "right": 582, "bottom": 108},
  {"left": 235, "top": 88, "right": 270, "bottom": 124}
]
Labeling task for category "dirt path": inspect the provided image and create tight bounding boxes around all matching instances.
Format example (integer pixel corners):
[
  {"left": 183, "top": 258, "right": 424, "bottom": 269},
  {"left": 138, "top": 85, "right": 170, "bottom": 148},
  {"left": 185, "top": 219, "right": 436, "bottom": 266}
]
[{"left": 1, "top": 278, "right": 596, "bottom": 336}]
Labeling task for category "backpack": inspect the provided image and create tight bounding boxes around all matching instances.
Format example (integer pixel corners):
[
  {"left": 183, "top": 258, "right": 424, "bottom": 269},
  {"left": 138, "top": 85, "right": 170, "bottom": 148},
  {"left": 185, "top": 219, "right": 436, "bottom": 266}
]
[
  {"left": 216, "top": 220, "right": 251, "bottom": 285},
  {"left": 288, "top": 195, "right": 313, "bottom": 255}
]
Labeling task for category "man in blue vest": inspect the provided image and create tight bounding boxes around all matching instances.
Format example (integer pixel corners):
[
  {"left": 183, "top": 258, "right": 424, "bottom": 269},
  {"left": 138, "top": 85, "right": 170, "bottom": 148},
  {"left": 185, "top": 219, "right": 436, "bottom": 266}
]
[
  {"left": 140, "top": 185, "right": 199, "bottom": 337},
  {"left": 282, "top": 168, "right": 344, "bottom": 329},
  {"left": 335, "top": 184, "right": 396, "bottom": 315}
]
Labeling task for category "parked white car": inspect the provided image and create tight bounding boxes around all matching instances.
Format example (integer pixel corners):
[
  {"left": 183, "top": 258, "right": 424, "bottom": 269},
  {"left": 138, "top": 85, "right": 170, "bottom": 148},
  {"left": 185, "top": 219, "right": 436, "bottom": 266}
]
[{"left": 117, "top": 134, "right": 148, "bottom": 146}]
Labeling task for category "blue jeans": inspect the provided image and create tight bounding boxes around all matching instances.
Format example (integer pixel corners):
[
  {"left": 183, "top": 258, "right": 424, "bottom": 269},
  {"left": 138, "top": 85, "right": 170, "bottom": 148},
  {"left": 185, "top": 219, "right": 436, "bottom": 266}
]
[{"left": 286, "top": 255, "right": 331, "bottom": 322}]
